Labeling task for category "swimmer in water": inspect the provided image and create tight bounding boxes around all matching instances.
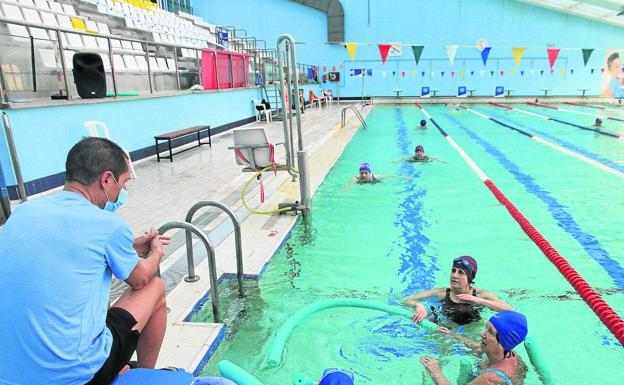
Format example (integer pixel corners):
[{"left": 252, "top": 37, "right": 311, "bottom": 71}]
[
  {"left": 403, "top": 256, "right": 512, "bottom": 325},
  {"left": 593, "top": 118, "right": 603, "bottom": 128},
  {"left": 420, "top": 310, "right": 528, "bottom": 385},
  {"left": 355, "top": 163, "right": 378, "bottom": 184},
  {"left": 400, "top": 145, "right": 445, "bottom": 163},
  {"left": 419, "top": 119, "right": 427, "bottom": 129}
]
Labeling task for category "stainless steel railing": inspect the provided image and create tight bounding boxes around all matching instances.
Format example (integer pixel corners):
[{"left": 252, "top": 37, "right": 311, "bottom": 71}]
[{"left": 341, "top": 104, "right": 367, "bottom": 128}]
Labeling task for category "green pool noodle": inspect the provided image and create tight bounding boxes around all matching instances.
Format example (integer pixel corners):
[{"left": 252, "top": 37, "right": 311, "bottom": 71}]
[
  {"left": 266, "top": 298, "right": 437, "bottom": 368},
  {"left": 217, "top": 360, "right": 264, "bottom": 385},
  {"left": 292, "top": 373, "right": 315, "bottom": 385},
  {"left": 106, "top": 91, "right": 140, "bottom": 97},
  {"left": 524, "top": 337, "right": 554, "bottom": 385}
]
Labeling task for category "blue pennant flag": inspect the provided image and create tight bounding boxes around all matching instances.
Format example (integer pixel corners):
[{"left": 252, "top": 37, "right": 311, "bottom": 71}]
[{"left": 481, "top": 47, "right": 492, "bottom": 66}]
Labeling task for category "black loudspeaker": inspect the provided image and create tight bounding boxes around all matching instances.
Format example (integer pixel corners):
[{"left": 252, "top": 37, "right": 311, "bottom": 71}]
[
  {"left": 73, "top": 52, "right": 106, "bottom": 98},
  {"left": 328, "top": 72, "right": 340, "bottom": 82}
]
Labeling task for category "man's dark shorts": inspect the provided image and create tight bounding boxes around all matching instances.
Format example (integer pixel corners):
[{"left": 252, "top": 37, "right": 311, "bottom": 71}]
[{"left": 86, "top": 307, "right": 140, "bottom": 385}]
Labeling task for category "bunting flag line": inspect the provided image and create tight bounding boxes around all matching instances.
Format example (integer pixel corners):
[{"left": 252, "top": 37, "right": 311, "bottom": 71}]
[
  {"left": 481, "top": 47, "right": 491, "bottom": 66},
  {"left": 547, "top": 48, "right": 560, "bottom": 69},
  {"left": 344, "top": 43, "right": 358, "bottom": 61},
  {"left": 412, "top": 45, "right": 424, "bottom": 65},
  {"left": 445, "top": 45, "right": 459, "bottom": 66},
  {"left": 582, "top": 48, "right": 594, "bottom": 67},
  {"left": 378, "top": 44, "right": 391, "bottom": 64},
  {"left": 512, "top": 47, "right": 526, "bottom": 67}
]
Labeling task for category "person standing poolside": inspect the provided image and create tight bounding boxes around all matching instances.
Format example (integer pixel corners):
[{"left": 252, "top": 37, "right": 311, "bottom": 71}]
[
  {"left": 420, "top": 310, "right": 528, "bottom": 385},
  {"left": 0, "top": 137, "right": 169, "bottom": 385},
  {"left": 403, "top": 256, "right": 512, "bottom": 325}
]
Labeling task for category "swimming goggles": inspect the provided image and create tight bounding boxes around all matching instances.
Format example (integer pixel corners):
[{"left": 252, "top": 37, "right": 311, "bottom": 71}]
[{"left": 453, "top": 257, "right": 472, "bottom": 269}]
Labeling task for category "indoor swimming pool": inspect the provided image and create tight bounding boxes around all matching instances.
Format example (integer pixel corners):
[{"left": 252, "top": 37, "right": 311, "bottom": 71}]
[{"left": 193, "top": 104, "right": 624, "bottom": 384}]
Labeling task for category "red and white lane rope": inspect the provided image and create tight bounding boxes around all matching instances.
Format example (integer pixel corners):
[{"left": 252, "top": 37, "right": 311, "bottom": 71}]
[
  {"left": 414, "top": 102, "right": 624, "bottom": 346},
  {"left": 528, "top": 101, "right": 624, "bottom": 123}
]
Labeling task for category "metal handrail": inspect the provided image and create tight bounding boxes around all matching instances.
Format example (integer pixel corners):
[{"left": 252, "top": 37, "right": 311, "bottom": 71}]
[
  {"left": 1, "top": 112, "right": 27, "bottom": 202},
  {"left": 341, "top": 105, "right": 367, "bottom": 128},
  {"left": 185, "top": 200, "right": 244, "bottom": 298},
  {"left": 157, "top": 221, "right": 221, "bottom": 322}
]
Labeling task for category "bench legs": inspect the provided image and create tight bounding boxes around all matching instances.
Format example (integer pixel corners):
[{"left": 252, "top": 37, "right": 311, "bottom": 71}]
[{"left": 168, "top": 139, "right": 173, "bottom": 162}]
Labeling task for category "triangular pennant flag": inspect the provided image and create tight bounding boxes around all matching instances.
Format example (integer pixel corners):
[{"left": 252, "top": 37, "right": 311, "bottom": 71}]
[
  {"left": 547, "top": 48, "right": 560, "bottom": 69},
  {"left": 540, "top": 70, "right": 544, "bottom": 76},
  {"left": 445, "top": 45, "right": 459, "bottom": 66},
  {"left": 601, "top": 67, "right": 605, "bottom": 73},
  {"left": 332, "top": 66, "right": 336, "bottom": 71},
  {"left": 378, "top": 44, "right": 392, "bottom": 64},
  {"left": 441, "top": 71, "right": 445, "bottom": 77},
  {"left": 471, "top": 70, "right": 475, "bottom": 76},
  {"left": 512, "top": 47, "right": 526, "bottom": 67},
  {"left": 550, "top": 69, "right": 554, "bottom": 75},
  {"left": 520, "top": 70, "right": 525, "bottom": 76},
  {"left": 322, "top": 66, "right": 326, "bottom": 72},
  {"left": 411, "top": 70, "right": 417, "bottom": 77},
  {"left": 412, "top": 46, "right": 424, "bottom": 65},
  {"left": 570, "top": 69, "right": 574, "bottom": 75},
  {"left": 490, "top": 70, "right": 494, "bottom": 76},
  {"left": 481, "top": 47, "right": 492, "bottom": 66},
  {"left": 590, "top": 68, "right": 595, "bottom": 74},
  {"left": 460, "top": 69, "right": 465, "bottom": 77},
  {"left": 392, "top": 71, "right": 396, "bottom": 77},
  {"left": 344, "top": 43, "right": 358, "bottom": 61},
  {"left": 582, "top": 49, "right": 594, "bottom": 67},
  {"left": 451, "top": 71, "right": 455, "bottom": 77},
  {"left": 421, "top": 71, "right": 426, "bottom": 77},
  {"left": 401, "top": 71, "right": 406, "bottom": 77},
  {"left": 339, "top": 64, "right": 343, "bottom": 70},
  {"left": 510, "top": 69, "right": 515, "bottom": 76},
  {"left": 560, "top": 68, "right": 565, "bottom": 75},
  {"left": 500, "top": 70, "right": 504, "bottom": 76}
]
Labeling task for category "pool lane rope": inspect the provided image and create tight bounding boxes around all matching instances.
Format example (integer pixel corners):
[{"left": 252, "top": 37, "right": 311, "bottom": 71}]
[
  {"left": 462, "top": 105, "right": 624, "bottom": 180},
  {"left": 567, "top": 101, "right": 624, "bottom": 115},
  {"left": 415, "top": 103, "right": 624, "bottom": 348},
  {"left": 527, "top": 101, "right": 624, "bottom": 123},
  {"left": 489, "top": 102, "right": 621, "bottom": 139},
  {"left": 265, "top": 298, "right": 437, "bottom": 368}
]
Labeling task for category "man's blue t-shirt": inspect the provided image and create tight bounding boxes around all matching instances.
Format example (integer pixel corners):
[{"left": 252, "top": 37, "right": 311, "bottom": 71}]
[{"left": 0, "top": 191, "right": 138, "bottom": 384}]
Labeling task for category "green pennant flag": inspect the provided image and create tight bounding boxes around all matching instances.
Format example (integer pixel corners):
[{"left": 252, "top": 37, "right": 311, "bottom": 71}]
[
  {"left": 412, "top": 46, "right": 424, "bottom": 65},
  {"left": 582, "top": 48, "right": 594, "bottom": 67}
]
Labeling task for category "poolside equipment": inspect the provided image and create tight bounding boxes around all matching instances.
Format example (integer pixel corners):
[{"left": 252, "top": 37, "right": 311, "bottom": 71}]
[
  {"left": 416, "top": 102, "right": 624, "bottom": 348},
  {"left": 266, "top": 298, "right": 437, "bottom": 368},
  {"left": 489, "top": 102, "right": 621, "bottom": 139},
  {"left": 109, "top": 367, "right": 238, "bottom": 385}
]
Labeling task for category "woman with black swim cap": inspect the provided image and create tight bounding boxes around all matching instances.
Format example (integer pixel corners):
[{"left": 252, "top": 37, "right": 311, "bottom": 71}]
[{"left": 403, "top": 256, "right": 512, "bottom": 325}]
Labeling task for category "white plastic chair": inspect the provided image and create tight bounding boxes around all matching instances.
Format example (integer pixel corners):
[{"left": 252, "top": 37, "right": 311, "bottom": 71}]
[
  {"left": 252, "top": 99, "right": 272, "bottom": 122},
  {"left": 84, "top": 121, "right": 137, "bottom": 179}
]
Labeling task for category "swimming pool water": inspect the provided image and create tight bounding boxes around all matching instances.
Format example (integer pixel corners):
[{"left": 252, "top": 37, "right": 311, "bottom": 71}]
[{"left": 195, "top": 104, "right": 624, "bottom": 385}]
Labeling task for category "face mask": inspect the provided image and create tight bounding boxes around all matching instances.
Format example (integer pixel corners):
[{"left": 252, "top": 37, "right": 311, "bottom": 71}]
[{"left": 103, "top": 176, "right": 128, "bottom": 212}]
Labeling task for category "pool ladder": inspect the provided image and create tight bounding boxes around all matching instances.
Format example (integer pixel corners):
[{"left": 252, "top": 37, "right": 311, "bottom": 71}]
[
  {"left": 157, "top": 200, "right": 244, "bottom": 323},
  {"left": 341, "top": 105, "right": 367, "bottom": 128}
]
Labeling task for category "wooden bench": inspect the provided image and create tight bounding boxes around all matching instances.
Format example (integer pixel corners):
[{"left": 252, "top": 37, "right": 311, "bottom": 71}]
[{"left": 154, "top": 125, "right": 211, "bottom": 162}]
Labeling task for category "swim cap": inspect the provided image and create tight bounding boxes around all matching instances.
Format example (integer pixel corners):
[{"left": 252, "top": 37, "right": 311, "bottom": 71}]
[
  {"left": 319, "top": 369, "right": 354, "bottom": 385},
  {"left": 489, "top": 310, "right": 528, "bottom": 351},
  {"left": 453, "top": 256, "right": 477, "bottom": 283},
  {"left": 420, "top": 119, "right": 427, "bottom": 126},
  {"left": 359, "top": 163, "right": 371, "bottom": 173},
  {"left": 415, "top": 145, "right": 424, "bottom": 152}
]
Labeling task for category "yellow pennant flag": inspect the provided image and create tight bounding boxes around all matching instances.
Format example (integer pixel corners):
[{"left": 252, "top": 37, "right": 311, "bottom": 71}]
[
  {"left": 560, "top": 68, "right": 565, "bottom": 75},
  {"left": 460, "top": 69, "right": 465, "bottom": 77},
  {"left": 510, "top": 69, "right": 515, "bottom": 76},
  {"left": 345, "top": 43, "right": 358, "bottom": 61},
  {"left": 512, "top": 47, "right": 526, "bottom": 67},
  {"left": 411, "top": 70, "right": 417, "bottom": 77}
]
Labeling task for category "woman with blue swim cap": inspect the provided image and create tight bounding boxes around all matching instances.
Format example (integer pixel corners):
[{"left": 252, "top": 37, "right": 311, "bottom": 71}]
[{"left": 420, "top": 310, "right": 528, "bottom": 385}]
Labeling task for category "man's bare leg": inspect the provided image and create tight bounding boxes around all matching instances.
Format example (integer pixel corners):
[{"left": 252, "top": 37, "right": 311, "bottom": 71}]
[{"left": 113, "top": 277, "right": 167, "bottom": 368}]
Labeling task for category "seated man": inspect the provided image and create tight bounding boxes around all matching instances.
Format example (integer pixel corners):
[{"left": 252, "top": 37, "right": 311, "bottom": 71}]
[
  {"left": 419, "top": 119, "right": 428, "bottom": 129},
  {"left": 0, "top": 137, "right": 169, "bottom": 385},
  {"left": 420, "top": 310, "right": 528, "bottom": 385}
]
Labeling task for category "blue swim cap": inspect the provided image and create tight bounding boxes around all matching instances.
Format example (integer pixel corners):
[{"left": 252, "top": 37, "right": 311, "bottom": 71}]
[
  {"left": 359, "top": 163, "right": 371, "bottom": 173},
  {"left": 319, "top": 369, "right": 354, "bottom": 385},
  {"left": 420, "top": 119, "right": 427, "bottom": 126},
  {"left": 489, "top": 310, "right": 528, "bottom": 351}
]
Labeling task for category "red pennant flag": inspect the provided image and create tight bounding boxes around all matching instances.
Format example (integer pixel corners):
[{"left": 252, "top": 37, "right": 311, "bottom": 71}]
[
  {"left": 451, "top": 71, "right": 455, "bottom": 77},
  {"left": 550, "top": 69, "right": 554, "bottom": 74},
  {"left": 402, "top": 71, "right": 406, "bottom": 77},
  {"left": 601, "top": 67, "right": 605, "bottom": 73},
  {"left": 378, "top": 44, "right": 392, "bottom": 64},
  {"left": 500, "top": 70, "right": 504, "bottom": 76},
  {"left": 323, "top": 66, "right": 326, "bottom": 72},
  {"left": 332, "top": 66, "right": 336, "bottom": 71},
  {"left": 547, "top": 48, "right": 560, "bottom": 69}
]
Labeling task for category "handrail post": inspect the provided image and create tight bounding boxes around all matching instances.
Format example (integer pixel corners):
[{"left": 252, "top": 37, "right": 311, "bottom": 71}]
[
  {"left": 158, "top": 221, "right": 220, "bottom": 322},
  {"left": 107, "top": 37, "right": 118, "bottom": 97},
  {"left": 185, "top": 200, "right": 244, "bottom": 298},
  {"left": 56, "top": 28, "right": 71, "bottom": 99},
  {"left": 2, "top": 113, "right": 27, "bottom": 202},
  {"left": 145, "top": 42, "right": 153, "bottom": 94}
]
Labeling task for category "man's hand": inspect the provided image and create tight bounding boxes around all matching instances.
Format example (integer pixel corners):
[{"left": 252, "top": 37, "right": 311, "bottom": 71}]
[
  {"left": 133, "top": 227, "right": 170, "bottom": 257},
  {"left": 419, "top": 355, "right": 442, "bottom": 375},
  {"left": 411, "top": 303, "right": 428, "bottom": 323}
]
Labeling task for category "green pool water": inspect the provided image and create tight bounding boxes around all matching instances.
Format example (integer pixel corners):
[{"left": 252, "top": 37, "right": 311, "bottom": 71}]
[{"left": 194, "top": 104, "right": 624, "bottom": 385}]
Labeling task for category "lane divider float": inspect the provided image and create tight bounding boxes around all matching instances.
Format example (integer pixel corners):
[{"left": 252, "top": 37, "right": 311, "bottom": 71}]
[
  {"left": 527, "top": 101, "right": 624, "bottom": 123},
  {"left": 415, "top": 102, "right": 624, "bottom": 347},
  {"left": 488, "top": 102, "right": 621, "bottom": 139}
]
